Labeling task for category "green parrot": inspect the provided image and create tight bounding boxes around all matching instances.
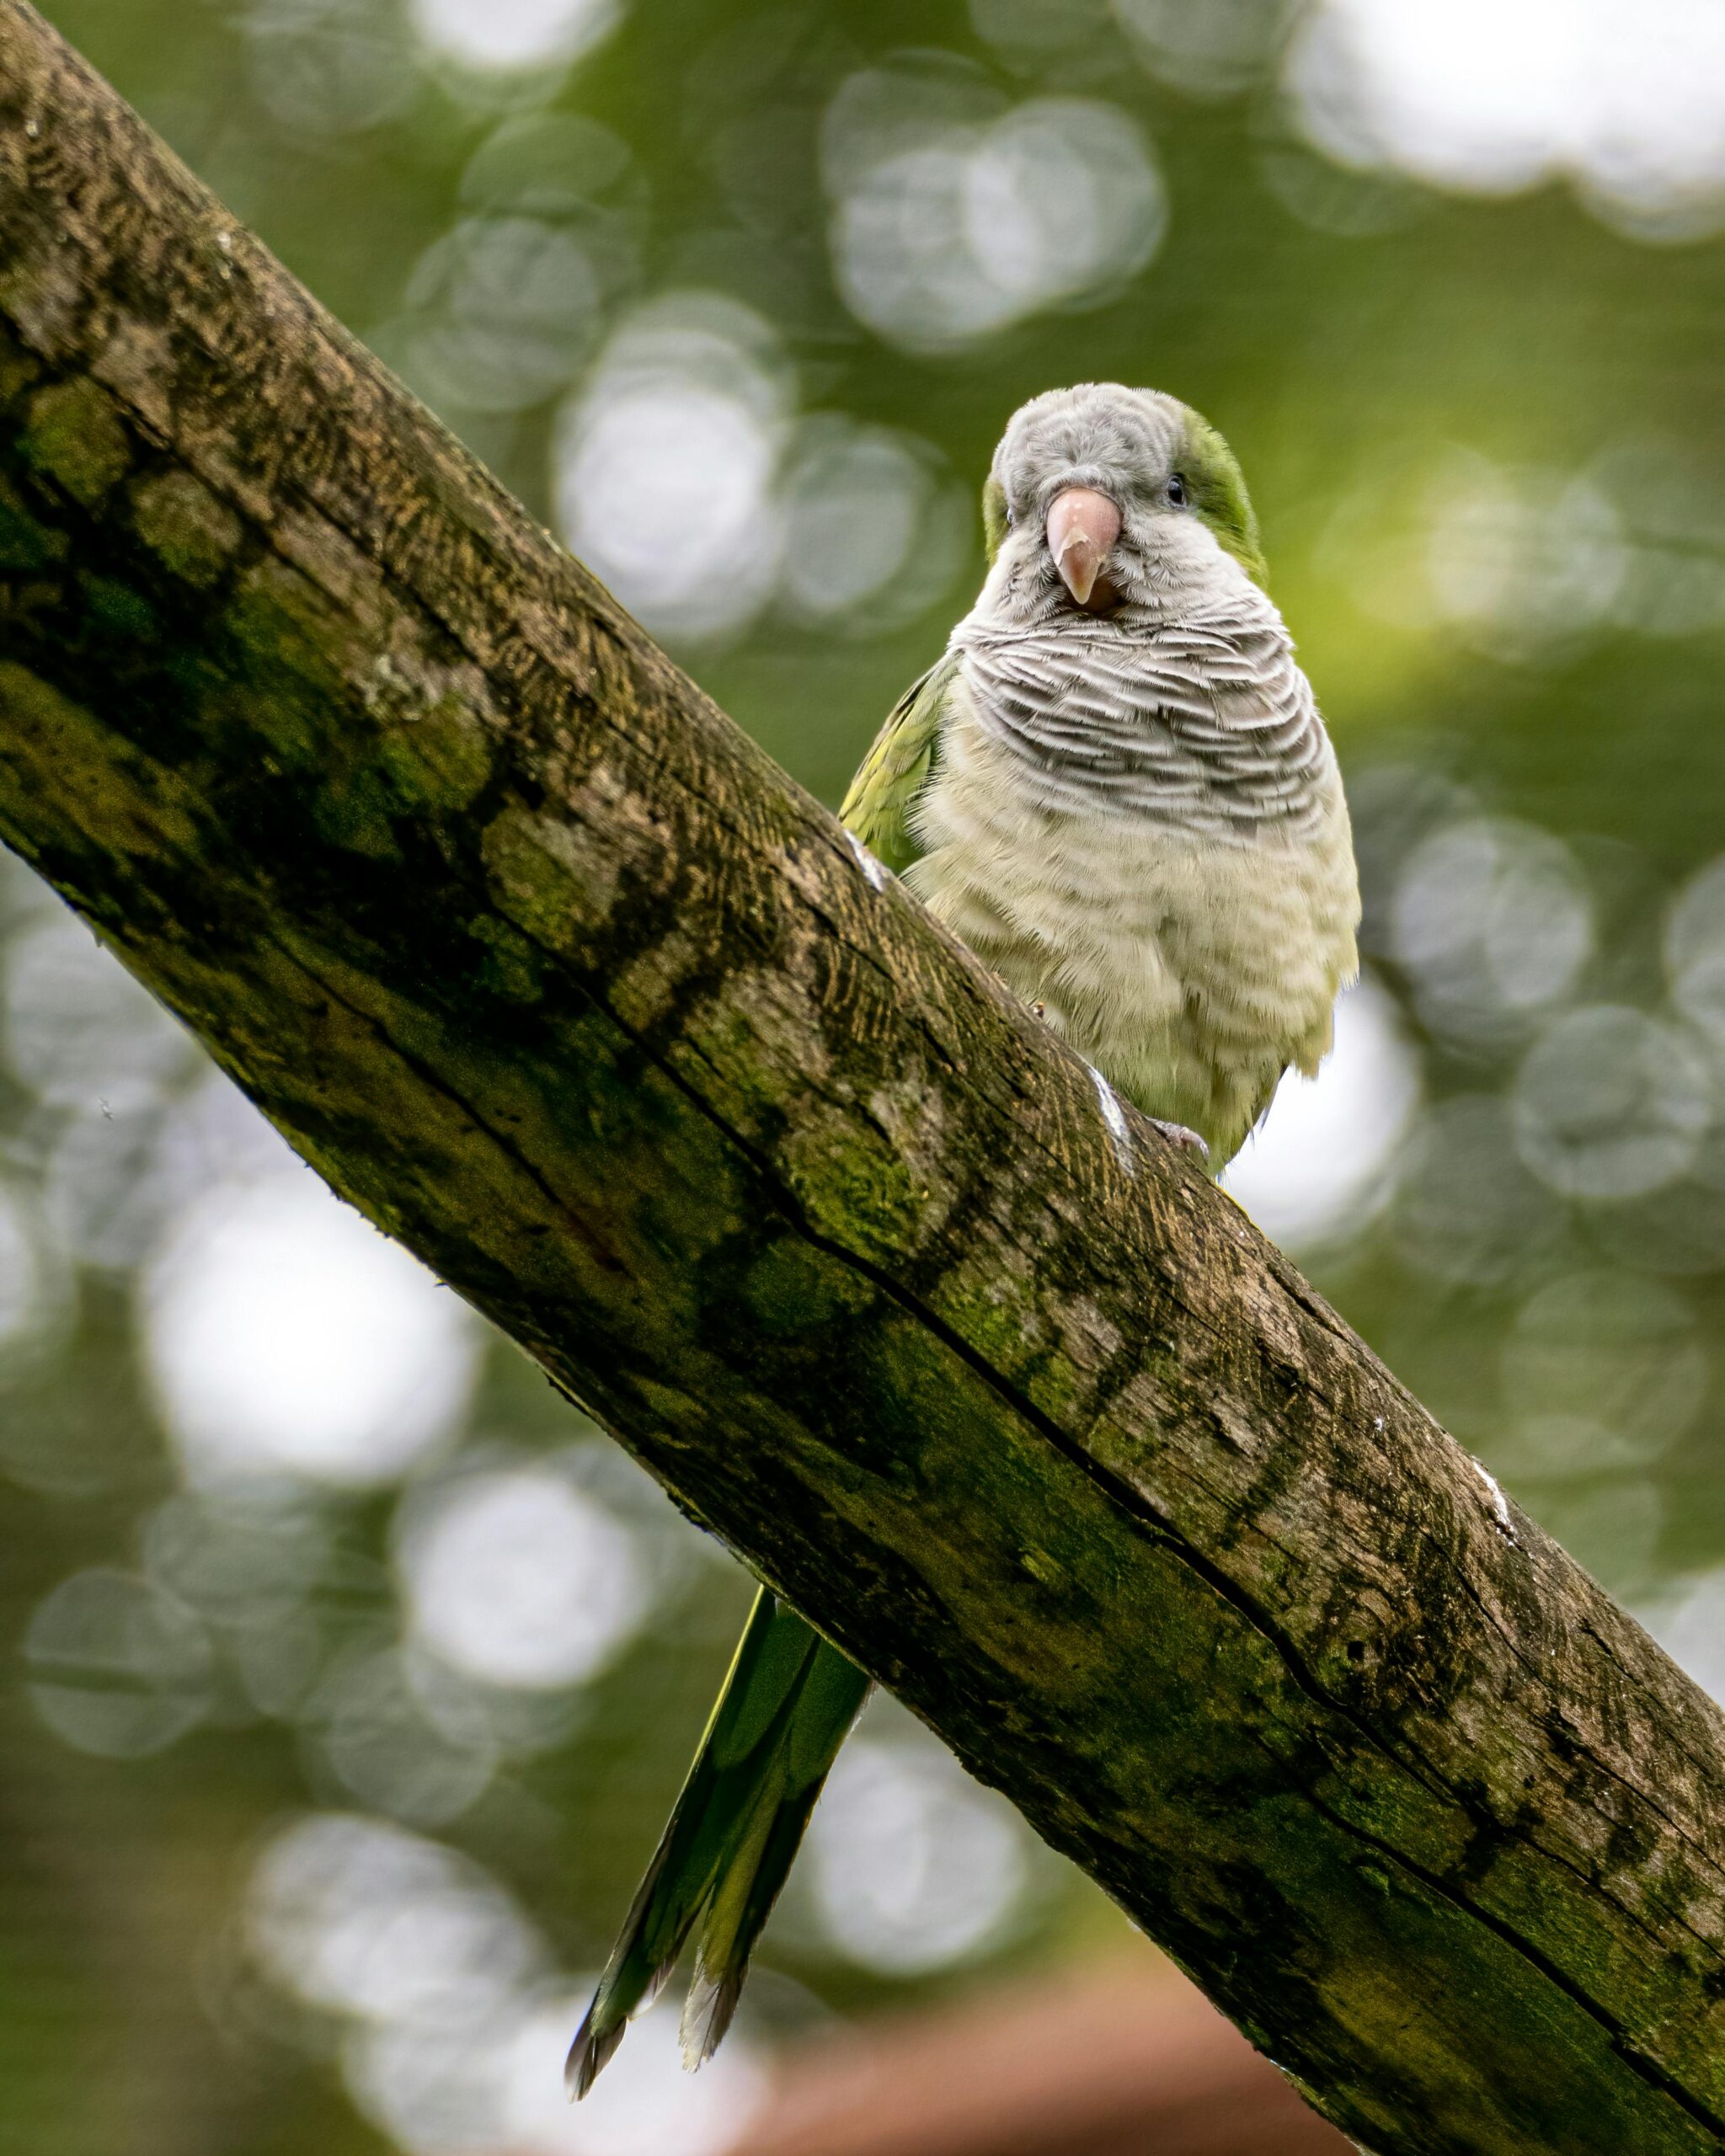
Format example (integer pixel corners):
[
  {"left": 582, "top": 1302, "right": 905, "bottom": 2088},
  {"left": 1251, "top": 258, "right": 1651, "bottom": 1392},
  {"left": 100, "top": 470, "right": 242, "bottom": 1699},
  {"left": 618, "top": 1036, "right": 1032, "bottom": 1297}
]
[{"left": 566, "top": 382, "right": 1360, "bottom": 2095}]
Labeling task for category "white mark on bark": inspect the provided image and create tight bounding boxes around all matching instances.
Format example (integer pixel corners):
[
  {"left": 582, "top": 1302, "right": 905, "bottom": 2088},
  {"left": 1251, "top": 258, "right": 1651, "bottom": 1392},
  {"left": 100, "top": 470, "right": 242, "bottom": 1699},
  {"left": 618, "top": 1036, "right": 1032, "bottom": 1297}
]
[
  {"left": 1088, "top": 1065, "right": 1135, "bottom": 1175},
  {"left": 843, "top": 830, "right": 889, "bottom": 891},
  {"left": 1471, "top": 1458, "right": 1519, "bottom": 1545}
]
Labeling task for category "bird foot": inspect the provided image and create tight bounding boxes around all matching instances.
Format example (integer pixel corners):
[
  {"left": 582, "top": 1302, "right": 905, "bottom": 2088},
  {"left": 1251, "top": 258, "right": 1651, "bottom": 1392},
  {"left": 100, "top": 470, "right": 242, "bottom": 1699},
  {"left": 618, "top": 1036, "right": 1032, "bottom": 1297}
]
[{"left": 1148, "top": 1118, "right": 1209, "bottom": 1161}]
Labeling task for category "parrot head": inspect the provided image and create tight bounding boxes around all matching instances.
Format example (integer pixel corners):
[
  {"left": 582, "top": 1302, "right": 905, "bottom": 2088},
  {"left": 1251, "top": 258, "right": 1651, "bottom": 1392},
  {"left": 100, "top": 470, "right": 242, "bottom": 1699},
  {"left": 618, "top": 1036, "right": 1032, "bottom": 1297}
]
[{"left": 977, "top": 383, "right": 1266, "bottom": 624}]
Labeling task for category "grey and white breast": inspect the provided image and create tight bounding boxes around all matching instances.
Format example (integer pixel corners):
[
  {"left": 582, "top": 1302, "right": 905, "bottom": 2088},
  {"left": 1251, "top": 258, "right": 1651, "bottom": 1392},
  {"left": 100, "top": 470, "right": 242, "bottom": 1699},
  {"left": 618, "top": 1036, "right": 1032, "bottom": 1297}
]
[
  {"left": 949, "top": 595, "right": 1337, "bottom": 841},
  {"left": 915, "top": 589, "right": 1359, "bottom": 1162}
]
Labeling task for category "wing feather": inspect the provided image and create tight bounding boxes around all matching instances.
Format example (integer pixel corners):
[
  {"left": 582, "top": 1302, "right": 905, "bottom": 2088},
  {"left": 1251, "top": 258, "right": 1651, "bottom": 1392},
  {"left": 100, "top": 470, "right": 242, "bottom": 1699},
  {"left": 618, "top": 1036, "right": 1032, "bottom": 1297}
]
[
  {"left": 839, "top": 648, "right": 962, "bottom": 875},
  {"left": 565, "top": 1592, "right": 868, "bottom": 2098}
]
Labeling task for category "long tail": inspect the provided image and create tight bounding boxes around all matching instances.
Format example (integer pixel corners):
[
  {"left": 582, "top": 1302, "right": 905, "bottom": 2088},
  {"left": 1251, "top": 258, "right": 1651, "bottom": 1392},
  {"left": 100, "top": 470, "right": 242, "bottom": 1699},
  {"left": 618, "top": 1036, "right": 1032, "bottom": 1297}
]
[{"left": 565, "top": 1588, "right": 871, "bottom": 2097}]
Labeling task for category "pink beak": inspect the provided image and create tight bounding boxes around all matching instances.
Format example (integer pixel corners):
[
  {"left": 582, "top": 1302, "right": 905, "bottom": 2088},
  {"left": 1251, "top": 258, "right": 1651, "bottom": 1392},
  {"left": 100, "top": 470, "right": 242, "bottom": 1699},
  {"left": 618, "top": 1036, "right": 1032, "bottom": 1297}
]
[{"left": 1046, "top": 487, "right": 1122, "bottom": 608}]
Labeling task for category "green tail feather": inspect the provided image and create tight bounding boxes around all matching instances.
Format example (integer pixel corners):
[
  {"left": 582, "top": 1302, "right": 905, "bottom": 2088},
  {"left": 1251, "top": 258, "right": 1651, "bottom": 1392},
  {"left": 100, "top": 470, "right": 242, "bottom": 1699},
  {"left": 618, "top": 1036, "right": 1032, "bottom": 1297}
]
[{"left": 565, "top": 1588, "right": 870, "bottom": 2098}]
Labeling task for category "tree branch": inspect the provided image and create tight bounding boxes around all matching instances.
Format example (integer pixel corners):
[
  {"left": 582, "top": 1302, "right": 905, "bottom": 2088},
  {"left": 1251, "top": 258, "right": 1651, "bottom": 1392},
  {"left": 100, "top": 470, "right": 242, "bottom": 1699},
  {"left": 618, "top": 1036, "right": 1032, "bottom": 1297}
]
[{"left": 0, "top": 8, "right": 1722, "bottom": 2149}]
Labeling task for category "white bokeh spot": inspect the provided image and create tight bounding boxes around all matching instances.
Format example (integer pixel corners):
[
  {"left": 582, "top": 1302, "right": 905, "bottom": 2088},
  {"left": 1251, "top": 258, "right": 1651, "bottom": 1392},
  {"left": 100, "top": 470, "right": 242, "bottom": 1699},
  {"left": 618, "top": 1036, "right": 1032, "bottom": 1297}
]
[
  {"left": 554, "top": 296, "right": 789, "bottom": 643},
  {"left": 1224, "top": 974, "right": 1419, "bottom": 1248},
  {"left": 400, "top": 1469, "right": 649, "bottom": 1690},
  {"left": 399, "top": 217, "right": 603, "bottom": 414},
  {"left": 1391, "top": 814, "right": 1593, "bottom": 1043},
  {"left": 0, "top": 1181, "right": 69, "bottom": 1357},
  {"left": 246, "top": 1816, "right": 761, "bottom": 2156},
  {"left": 495, "top": 1993, "right": 763, "bottom": 2156},
  {"left": 4, "top": 908, "right": 196, "bottom": 1113},
  {"left": 777, "top": 419, "right": 964, "bottom": 631},
  {"left": 142, "top": 1175, "right": 481, "bottom": 1489},
  {"left": 249, "top": 1812, "right": 541, "bottom": 2024},
  {"left": 1287, "top": 0, "right": 1725, "bottom": 239},
  {"left": 1646, "top": 1569, "right": 1725, "bottom": 1705},
  {"left": 243, "top": 0, "right": 415, "bottom": 136},
  {"left": 409, "top": 0, "right": 621, "bottom": 75},
  {"left": 824, "top": 69, "right": 1165, "bottom": 353},
  {"left": 805, "top": 1739, "right": 1028, "bottom": 1975}
]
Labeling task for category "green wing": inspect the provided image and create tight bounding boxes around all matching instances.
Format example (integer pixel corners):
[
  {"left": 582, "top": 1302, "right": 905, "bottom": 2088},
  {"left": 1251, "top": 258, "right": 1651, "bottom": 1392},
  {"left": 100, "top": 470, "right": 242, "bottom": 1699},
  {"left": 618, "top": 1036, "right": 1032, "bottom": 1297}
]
[
  {"left": 839, "top": 648, "right": 961, "bottom": 876},
  {"left": 566, "top": 1591, "right": 870, "bottom": 2095}
]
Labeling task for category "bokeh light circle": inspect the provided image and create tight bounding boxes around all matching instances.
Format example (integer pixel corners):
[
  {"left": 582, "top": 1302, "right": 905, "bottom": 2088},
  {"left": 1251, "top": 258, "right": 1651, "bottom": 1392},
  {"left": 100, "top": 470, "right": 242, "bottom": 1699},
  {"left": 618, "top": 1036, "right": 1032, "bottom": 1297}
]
[
  {"left": 399, "top": 1468, "right": 649, "bottom": 1690},
  {"left": 806, "top": 1740, "right": 1028, "bottom": 1975},
  {"left": 142, "top": 1176, "right": 481, "bottom": 1489},
  {"left": 1224, "top": 974, "right": 1418, "bottom": 1248},
  {"left": 1514, "top": 1005, "right": 1711, "bottom": 1200}
]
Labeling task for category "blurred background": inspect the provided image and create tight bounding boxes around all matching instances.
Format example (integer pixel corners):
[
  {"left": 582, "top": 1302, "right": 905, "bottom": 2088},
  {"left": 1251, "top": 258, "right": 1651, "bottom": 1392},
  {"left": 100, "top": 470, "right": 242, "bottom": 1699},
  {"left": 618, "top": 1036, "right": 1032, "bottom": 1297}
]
[{"left": 8, "top": 0, "right": 1725, "bottom": 2149}]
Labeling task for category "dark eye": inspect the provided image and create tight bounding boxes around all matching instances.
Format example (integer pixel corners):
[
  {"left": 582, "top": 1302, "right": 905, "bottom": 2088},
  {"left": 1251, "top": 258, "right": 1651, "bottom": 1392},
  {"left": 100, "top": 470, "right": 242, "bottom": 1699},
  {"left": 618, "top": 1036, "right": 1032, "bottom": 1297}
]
[{"left": 1167, "top": 473, "right": 1188, "bottom": 508}]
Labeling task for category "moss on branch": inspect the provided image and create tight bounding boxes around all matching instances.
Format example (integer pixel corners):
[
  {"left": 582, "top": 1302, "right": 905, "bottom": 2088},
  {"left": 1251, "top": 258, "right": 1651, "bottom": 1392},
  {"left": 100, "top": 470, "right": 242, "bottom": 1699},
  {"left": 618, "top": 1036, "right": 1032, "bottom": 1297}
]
[{"left": 0, "top": 8, "right": 1724, "bottom": 2150}]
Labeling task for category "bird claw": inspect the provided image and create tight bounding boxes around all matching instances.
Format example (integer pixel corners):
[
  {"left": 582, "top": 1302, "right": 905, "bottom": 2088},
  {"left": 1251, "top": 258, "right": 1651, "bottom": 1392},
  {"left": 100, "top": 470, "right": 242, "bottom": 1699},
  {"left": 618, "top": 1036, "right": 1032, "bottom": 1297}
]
[{"left": 1149, "top": 1118, "right": 1208, "bottom": 1161}]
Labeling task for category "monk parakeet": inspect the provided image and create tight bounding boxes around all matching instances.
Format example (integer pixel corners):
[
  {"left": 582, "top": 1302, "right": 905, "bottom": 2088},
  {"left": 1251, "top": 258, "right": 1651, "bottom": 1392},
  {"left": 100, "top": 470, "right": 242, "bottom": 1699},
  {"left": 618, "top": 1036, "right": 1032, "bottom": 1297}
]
[{"left": 566, "top": 383, "right": 1359, "bottom": 2095}]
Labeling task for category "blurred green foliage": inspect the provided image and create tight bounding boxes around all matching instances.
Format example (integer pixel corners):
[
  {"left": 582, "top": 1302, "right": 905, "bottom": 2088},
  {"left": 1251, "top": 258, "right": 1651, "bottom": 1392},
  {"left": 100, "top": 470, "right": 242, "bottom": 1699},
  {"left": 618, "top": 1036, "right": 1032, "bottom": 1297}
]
[{"left": 10, "top": 1, "right": 1725, "bottom": 2150}]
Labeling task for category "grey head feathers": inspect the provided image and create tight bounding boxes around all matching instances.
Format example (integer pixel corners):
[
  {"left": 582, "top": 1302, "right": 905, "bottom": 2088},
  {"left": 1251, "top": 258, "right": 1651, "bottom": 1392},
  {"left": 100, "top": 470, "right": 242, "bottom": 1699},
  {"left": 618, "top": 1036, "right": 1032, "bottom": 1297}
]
[
  {"left": 956, "top": 383, "right": 1333, "bottom": 841},
  {"left": 979, "top": 382, "right": 1266, "bottom": 620}
]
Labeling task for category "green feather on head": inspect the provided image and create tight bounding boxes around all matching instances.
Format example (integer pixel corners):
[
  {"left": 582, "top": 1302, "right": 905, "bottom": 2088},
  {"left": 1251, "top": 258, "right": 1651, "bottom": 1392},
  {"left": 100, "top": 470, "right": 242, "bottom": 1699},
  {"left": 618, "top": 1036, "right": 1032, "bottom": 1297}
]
[{"left": 1172, "top": 404, "right": 1267, "bottom": 587}]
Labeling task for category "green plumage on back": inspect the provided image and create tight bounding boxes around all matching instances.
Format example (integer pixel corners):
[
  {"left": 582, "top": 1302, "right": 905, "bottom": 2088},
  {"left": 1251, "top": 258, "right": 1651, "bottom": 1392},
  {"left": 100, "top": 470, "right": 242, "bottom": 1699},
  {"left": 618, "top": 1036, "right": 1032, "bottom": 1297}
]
[
  {"left": 838, "top": 648, "right": 960, "bottom": 878},
  {"left": 565, "top": 1590, "right": 869, "bottom": 2095}
]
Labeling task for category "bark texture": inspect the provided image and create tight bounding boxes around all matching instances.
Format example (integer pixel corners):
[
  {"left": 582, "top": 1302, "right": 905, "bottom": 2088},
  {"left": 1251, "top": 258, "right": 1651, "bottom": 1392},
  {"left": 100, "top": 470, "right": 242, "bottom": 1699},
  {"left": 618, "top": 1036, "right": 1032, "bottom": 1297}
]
[{"left": 0, "top": 9, "right": 1722, "bottom": 2150}]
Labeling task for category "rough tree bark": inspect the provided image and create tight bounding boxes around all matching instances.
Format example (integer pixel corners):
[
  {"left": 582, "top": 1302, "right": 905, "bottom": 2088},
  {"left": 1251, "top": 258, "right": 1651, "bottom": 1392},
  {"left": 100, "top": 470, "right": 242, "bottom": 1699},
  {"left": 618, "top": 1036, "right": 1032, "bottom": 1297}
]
[{"left": 0, "top": 8, "right": 1722, "bottom": 2152}]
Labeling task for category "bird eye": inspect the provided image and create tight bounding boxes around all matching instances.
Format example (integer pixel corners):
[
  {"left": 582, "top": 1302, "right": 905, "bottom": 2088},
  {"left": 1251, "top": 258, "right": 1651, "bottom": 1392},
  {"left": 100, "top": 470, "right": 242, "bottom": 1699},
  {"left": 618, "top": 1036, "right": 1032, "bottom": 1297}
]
[
  {"left": 1006, "top": 502, "right": 1017, "bottom": 528},
  {"left": 1167, "top": 473, "right": 1188, "bottom": 508}
]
